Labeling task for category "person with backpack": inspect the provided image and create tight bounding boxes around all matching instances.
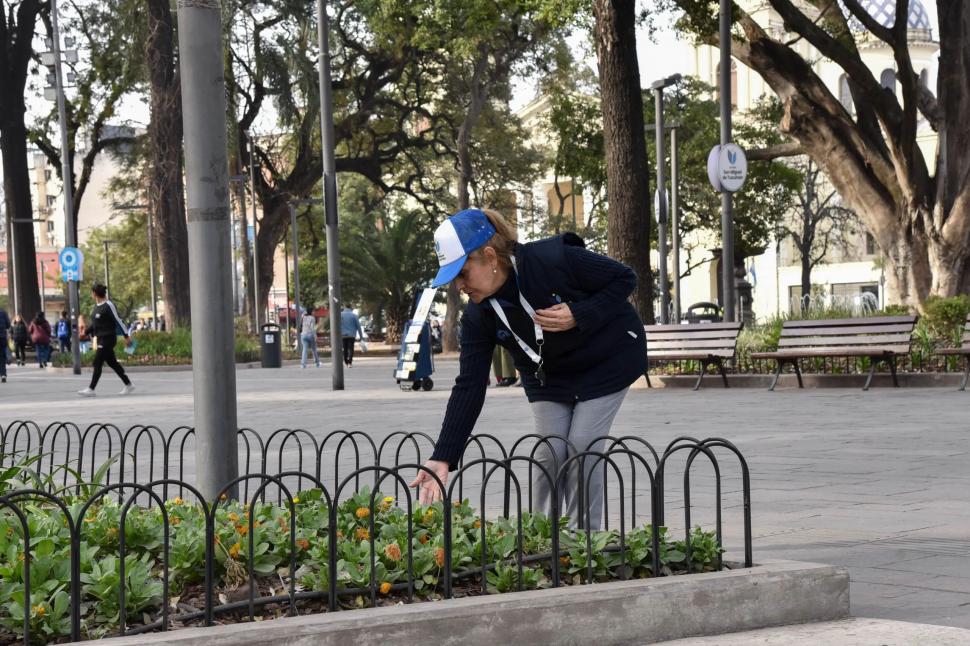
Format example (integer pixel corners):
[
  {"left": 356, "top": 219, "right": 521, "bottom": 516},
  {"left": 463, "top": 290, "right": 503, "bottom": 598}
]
[
  {"left": 55, "top": 311, "right": 71, "bottom": 353},
  {"left": 0, "top": 306, "right": 9, "bottom": 383},
  {"left": 77, "top": 283, "right": 134, "bottom": 397},
  {"left": 300, "top": 305, "right": 320, "bottom": 369},
  {"left": 28, "top": 312, "right": 52, "bottom": 368},
  {"left": 409, "top": 208, "right": 646, "bottom": 530},
  {"left": 11, "top": 315, "right": 28, "bottom": 366}
]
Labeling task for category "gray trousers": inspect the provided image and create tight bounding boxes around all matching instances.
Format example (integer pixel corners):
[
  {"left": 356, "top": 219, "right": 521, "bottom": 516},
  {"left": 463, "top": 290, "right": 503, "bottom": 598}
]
[{"left": 530, "top": 388, "right": 629, "bottom": 530}]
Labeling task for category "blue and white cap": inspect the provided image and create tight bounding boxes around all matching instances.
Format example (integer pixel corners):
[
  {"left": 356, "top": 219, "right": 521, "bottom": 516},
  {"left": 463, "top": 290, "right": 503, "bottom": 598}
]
[{"left": 431, "top": 208, "right": 496, "bottom": 288}]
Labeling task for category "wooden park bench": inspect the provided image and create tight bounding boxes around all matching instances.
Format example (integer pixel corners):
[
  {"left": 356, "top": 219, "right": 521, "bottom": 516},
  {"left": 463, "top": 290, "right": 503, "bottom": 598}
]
[
  {"left": 934, "top": 313, "right": 970, "bottom": 391},
  {"left": 645, "top": 322, "right": 744, "bottom": 390},
  {"left": 751, "top": 315, "right": 918, "bottom": 391}
]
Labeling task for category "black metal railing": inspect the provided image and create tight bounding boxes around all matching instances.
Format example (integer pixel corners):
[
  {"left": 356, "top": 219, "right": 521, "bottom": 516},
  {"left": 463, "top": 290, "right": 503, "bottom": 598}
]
[{"left": 0, "top": 421, "right": 752, "bottom": 645}]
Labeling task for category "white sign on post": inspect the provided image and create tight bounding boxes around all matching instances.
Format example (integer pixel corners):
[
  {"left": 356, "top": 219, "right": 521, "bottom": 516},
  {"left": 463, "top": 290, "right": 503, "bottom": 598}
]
[{"left": 707, "top": 143, "right": 748, "bottom": 193}]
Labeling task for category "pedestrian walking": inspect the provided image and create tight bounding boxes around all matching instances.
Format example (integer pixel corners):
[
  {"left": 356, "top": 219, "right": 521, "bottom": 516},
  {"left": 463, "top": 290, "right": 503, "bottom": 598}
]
[
  {"left": 28, "top": 312, "right": 52, "bottom": 368},
  {"left": 0, "top": 306, "right": 10, "bottom": 383},
  {"left": 11, "top": 315, "right": 28, "bottom": 366},
  {"left": 300, "top": 305, "right": 320, "bottom": 368},
  {"left": 77, "top": 283, "right": 134, "bottom": 397},
  {"left": 78, "top": 314, "right": 92, "bottom": 353},
  {"left": 409, "top": 208, "right": 646, "bottom": 530},
  {"left": 340, "top": 304, "right": 364, "bottom": 367},
  {"left": 55, "top": 311, "right": 71, "bottom": 353}
]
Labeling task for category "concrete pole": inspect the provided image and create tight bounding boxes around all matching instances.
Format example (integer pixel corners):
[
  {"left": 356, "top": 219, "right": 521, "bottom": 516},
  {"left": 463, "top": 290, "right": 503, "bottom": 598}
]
[
  {"left": 50, "top": 0, "right": 81, "bottom": 374},
  {"left": 719, "top": 0, "right": 736, "bottom": 321},
  {"left": 147, "top": 209, "right": 158, "bottom": 328},
  {"left": 39, "top": 261, "right": 46, "bottom": 314},
  {"left": 289, "top": 203, "right": 302, "bottom": 354},
  {"left": 654, "top": 88, "right": 669, "bottom": 325},
  {"left": 671, "top": 126, "right": 682, "bottom": 324},
  {"left": 177, "top": 0, "right": 238, "bottom": 500},
  {"left": 317, "top": 0, "right": 344, "bottom": 389},
  {"left": 283, "top": 229, "right": 290, "bottom": 349}
]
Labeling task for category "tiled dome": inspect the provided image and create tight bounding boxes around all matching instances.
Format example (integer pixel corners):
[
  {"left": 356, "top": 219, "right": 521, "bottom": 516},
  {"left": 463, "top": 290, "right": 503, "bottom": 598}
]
[{"left": 845, "top": 0, "right": 932, "bottom": 36}]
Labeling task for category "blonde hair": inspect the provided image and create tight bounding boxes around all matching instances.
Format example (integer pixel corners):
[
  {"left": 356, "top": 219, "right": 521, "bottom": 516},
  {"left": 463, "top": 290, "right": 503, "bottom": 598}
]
[{"left": 473, "top": 208, "right": 517, "bottom": 269}]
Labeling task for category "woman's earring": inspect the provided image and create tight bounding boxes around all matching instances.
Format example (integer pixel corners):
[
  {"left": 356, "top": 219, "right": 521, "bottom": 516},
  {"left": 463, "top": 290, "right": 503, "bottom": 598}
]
[{"left": 492, "top": 267, "right": 497, "bottom": 273}]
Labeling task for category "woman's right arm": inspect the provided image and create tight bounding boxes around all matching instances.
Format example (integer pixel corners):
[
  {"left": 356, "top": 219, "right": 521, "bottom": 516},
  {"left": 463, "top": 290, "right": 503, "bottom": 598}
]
[{"left": 410, "top": 308, "right": 493, "bottom": 503}]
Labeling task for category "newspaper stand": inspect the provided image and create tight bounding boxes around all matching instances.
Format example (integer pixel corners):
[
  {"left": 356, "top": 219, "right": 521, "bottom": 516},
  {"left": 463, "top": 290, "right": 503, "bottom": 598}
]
[{"left": 395, "top": 288, "right": 437, "bottom": 391}]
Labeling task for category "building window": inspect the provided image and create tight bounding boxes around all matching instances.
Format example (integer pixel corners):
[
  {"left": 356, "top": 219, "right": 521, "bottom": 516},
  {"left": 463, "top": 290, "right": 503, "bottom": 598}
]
[
  {"left": 880, "top": 69, "right": 896, "bottom": 93},
  {"left": 44, "top": 170, "right": 52, "bottom": 182},
  {"left": 46, "top": 195, "right": 56, "bottom": 207},
  {"left": 838, "top": 74, "right": 854, "bottom": 113},
  {"left": 865, "top": 233, "right": 877, "bottom": 256}
]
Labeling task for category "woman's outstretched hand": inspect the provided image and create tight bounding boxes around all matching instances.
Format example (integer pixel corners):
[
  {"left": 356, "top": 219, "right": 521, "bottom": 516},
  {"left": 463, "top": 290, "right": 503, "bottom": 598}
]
[
  {"left": 409, "top": 459, "right": 450, "bottom": 505},
  {"left": 534, "top": 303, "right": 576, "bottom": 332}
]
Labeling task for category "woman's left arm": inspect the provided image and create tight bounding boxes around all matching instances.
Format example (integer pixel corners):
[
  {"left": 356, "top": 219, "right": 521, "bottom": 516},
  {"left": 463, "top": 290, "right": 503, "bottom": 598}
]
[{"left": 562, "top": 244, "right": 638, "bottom": 332}]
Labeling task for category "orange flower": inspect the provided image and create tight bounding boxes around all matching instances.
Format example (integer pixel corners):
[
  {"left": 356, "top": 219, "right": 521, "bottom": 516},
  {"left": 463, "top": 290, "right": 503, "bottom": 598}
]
[
  {"left": 296, "top": 538, "right": 310, "bottom": 550},
  {"left": 355, "top": 527, "right": 370, "bottom": 542},
  {"left": 172, "top": 497, "right": 184, "bottom": 506},
  {"left": 418, "top": 534, "right": 429, "bottom": 545},
  {"left": 32, "top": 605, "right": 45, "bottom": 617},
  {"left": 434, "top": 547, "right": 445, "bottom": 568},
  {"left": 220, "top": 493, "right": 228, "bottom": 501},
  {"left": 336, "top": 530, "right": 344, "bottom": 539},
  {"left": 384, "top": 543, "right": 402, "bottom": 561},
  {"left": 236, "top": 524, "right": 249, "bottom": 536},
  {"left": 560, "top": 556, "right": 571, "bottom": 567},
  {"left": 107, "top": 527, "right": 118, "bottom": 537},
  {"left": 229, "top": 542, "right": 241, "bottom": 558},
  {"left": 172, "top": 517, "right": 181, "bottom": 526},
  {"left": 379, "top": 582, "right": 392, "bottom": 595},
  {"left": 472, "top": 519, "right": 481, "bottom": 529},
  {"left": 355, "top": 507, "right": 371, "bottom": 519},
  {"left": 228, "top": 513, "right": 239, "bottom": 522}
]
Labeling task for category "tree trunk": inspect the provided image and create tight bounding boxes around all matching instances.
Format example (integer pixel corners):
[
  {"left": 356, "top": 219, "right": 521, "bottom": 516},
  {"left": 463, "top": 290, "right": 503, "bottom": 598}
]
[
  {"left": 0, "top": 0, "right": 43, "bottom": 319},
  {"left": 0, "top": 116, "right": 41, "bottom": 319},
  {"left": 255, "top": 198, "right": 289, "bottom": 327},
  {"left": 145, "top": 0, "right": 191, "bottom": 328},
  {"left": 592, "top": 0, "right": 653, "bottom": 323},
  {"left": 443, "top": 54, "right": 489, "bottom": 353}
]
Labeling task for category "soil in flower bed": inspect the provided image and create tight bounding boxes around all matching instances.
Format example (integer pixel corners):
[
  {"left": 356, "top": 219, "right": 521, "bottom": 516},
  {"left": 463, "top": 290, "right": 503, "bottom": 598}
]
[{"left": 0, "top": 488, "right": 724, "bottom": 644}]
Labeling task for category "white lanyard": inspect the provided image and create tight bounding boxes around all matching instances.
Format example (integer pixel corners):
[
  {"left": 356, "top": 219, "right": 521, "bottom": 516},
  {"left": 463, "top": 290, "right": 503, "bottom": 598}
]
[{"left": 488, "top": 256, "right": 543, "bottom": 366}]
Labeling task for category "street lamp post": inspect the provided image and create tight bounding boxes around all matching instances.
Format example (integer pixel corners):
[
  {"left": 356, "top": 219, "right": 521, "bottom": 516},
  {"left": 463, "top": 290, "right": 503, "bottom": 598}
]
[
  {"left": 317, "top": 0, "right": 345, "bottom": 390},
  {"left": 671, "top": 125, "right": 682, "bottom": 324},
  {"left": 102, "top": 240, "right": 114, "bottom": 297},
  {"left": 719, "top": 0, "right": 736, "bottom": 321},
  {"left": 651, "top": 74, "right": 681, "bottom": 324},
  {"left": 40, "top": 0, "right": 81, "bottom": 375}
]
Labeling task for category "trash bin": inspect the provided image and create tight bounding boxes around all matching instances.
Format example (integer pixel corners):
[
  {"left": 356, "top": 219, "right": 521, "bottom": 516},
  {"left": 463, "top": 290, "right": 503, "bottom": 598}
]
[
  {"left": 685, "top": 302, "right": 723, "bottom": 324},
  {"left": 260, "top": 323, "right": 283, "bottom": 368}
]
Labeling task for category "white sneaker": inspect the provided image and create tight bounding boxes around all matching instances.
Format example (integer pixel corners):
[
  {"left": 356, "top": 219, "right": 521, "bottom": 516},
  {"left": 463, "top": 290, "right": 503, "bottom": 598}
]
[
  {"left": 119, "top": 384, "right": 135, "bottom": 395},
  {"left": 77, "top": 387, "right": 96, "bottom": 398}
]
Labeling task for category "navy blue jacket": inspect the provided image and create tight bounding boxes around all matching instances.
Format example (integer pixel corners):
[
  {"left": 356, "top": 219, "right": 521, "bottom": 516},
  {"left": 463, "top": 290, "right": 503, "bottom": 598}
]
[{"left": 431, "top": 234, "right": 647, "bottom": 467}]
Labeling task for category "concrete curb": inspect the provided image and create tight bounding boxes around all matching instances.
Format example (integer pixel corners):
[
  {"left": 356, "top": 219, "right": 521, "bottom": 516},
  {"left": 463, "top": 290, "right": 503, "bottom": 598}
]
[
  {"left": 648, "top": 372, "right": 969, "bottom": 389},
  {"left": 83, "top": 560, "right": 848, "bottom": 646}
]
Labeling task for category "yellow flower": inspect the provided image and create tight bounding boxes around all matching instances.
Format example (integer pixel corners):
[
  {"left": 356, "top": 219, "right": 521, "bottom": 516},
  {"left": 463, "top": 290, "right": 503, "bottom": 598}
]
[
  {"left": 384, "top": 543, "right": 402, "bottom": 561},
  {"left": 172, "top": 517, "right": 181, "bottom": 526},
  {"left": 355, "top": 507, "right": 371, "bottom": 519},
  {"left": 381, "top": 496, "right": 394, "bottom": 511},
  {"left": 379, "top": 581, "right": 392, "bottom": 595},
  {"left": 228, "top": 513, "right": 239, "bottom": 522},
  {"left": 172, "top": 497, "right": 184, "bottom": 506},
  {"left": 355, "top": 527, "right": 370, "bottom": 542},
  {"left": 229, "top": 542, "right": 241, "bottom": 558},
  {"left": 434, "top": 547, "right": 446, "bottom": 568},
  {"left": 107, "top": 527, "right": 118, "bottom": 537},
  {"left": 220, "top": 493, "right": 228, "bottom": 501},
  {"left": 423, "top": 509, "right": 435, "bottom": 524},
  {"left": 32, "top": 605, "right": 45, "bottom": 617},
  {"left": 292, "top": 496, "right": 300, "bottom": 504},
  {"left": 383, "top": 496, "right": 394, "bottom": 504}
]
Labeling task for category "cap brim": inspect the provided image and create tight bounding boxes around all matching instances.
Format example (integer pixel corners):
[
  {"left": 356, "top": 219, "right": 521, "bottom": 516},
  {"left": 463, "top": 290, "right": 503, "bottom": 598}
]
[{"left": 431, "top": 256, "right": 466, "bottom": 288}]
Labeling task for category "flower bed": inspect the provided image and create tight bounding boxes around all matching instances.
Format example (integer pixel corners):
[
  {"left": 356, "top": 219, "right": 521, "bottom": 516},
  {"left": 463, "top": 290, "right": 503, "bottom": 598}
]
[{"left": 0, "top": 488, "right": 722, "bottom": 645}]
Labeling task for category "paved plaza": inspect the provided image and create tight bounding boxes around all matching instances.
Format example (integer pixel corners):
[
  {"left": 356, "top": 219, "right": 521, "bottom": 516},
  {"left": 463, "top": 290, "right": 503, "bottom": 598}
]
[{"left": 1, "top": 356, "right": 969, "bottom": 630}]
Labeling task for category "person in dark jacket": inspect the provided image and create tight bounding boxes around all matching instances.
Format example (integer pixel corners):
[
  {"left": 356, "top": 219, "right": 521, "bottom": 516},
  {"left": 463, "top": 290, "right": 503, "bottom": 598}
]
[
  {"left": 409, "top": 208, "right": 646, "bottom": 529},
  {"left": 28, "top": 312, "right": 52, "bottom": 368},
  {"left": 11, "top": 315, "right": 28, "bottom": 366},
  {"left": 0, "top": 306, "right": 9, "bottom": 382},
  {"left": 77, "top": 283, "right": 134, "bottom": 397}
]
